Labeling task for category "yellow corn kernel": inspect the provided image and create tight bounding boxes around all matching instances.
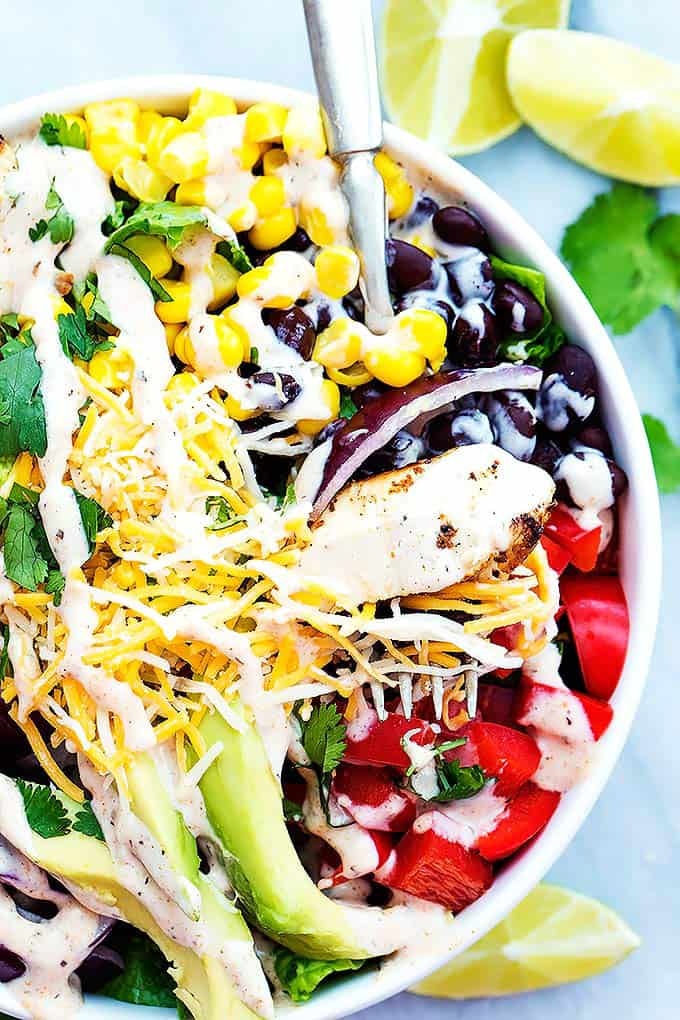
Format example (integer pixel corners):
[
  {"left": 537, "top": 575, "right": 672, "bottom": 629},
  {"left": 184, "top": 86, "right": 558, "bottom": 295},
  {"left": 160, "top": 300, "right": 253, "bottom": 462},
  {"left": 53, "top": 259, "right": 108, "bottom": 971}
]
[
  {"left": 394, "top": 307, "right": 448, "bottom": 369},
  {"left": 326, "top": 363, "right": 373, "bottom": 387},
  {"left": 220, "top": 309, "right": 250, "bottom": 356},
  {"left": 89, "top": 347, "right": 133, "bottom": 389},
  {"left": 187, "top": 89, "right": 237, "bottom": 126},
  {"left": 206, "top": 253, "right": 240, "bottom": 310},
  {"left": 236, "top": 267, "right": 269, "bottom": 301},
  {"left": 89, "top": 128, "right": 142, "bottom": 175},
  {"left": 227, "top": 202, "right": 257, "bottom": 233},
  {"left": 313, "top": 318, "right": 365, "bottom": 370},
  {"left": 297, "top": 380, "right": 340, "bottom": 435},
  {"left": 111, "top": 561, "right": 145, "bottom": 590},
  {"left": 237, "top": 252, "right": 314, "bottom": 307},
  {"left": 146, "top": 117, "right": 185, "bottom": 171},
  {"left": 166, "top": 371, "right": 199, "bottom": 399},
  {"left": 315, "top": 246, "right": 360, "bottom": 300},
  {"left": 158, "top": 131, "right": 210, "bottom": 184},
  {"left": 13, "top": 453, "right": 34, "bottom": 487},
  {"left": 410, "top": 235, "right": 437, "bottom": 258},
  {"left": 236, "top": 140, "right": 264, "bottom": 171},
  {"left": 113, "top": 156, "right": 173, "bottom": 203},
  {"left": 154, "top": 280, "right": 192, "bottom": 323},
  {"left": 164, "top": 323, "right": 182, "bottom": 354},
  {"left": 125, "top": 235, "right": 173, "bottom": 279},
  {"left": 225, "top": 395, "right": 259, "bottom": 422},
  {"left": 214, "top": 317, "right": 245, "bottom": 369},
  {"left": 364, "top": 347, "right": 425, "bottom": 388},
  {"left": 374, "top": 151, "right": 414, "bottom": 220},
  {"left": 137, "top": 110, "right": 163, "bottom": 147},
  {"left": 172, "top": 326, "right": 194, "bottom": 367},
  {"left": 248, "top": 206, "right": 297, "bottom": 251},
  {"left": 283, "top": 105, "right": 326, "bottom": 159},
  {"left": 299, "top": 203, "right": 335, "bottom": 246},
  {"left": 250, "top": 176, "right": 286, "bottom": 218},
  {"left": 262, "top": 148, "right": 288, "bottom": 175},
  {"left": 84, "top": 99, "right": 140, "bottom": 133},
  {"left": 245, "top": 103, "right": 288, "bottom": 143},
  {"left": 175, "top": 179, "right": 208, "bottom": 206},
  {"left": 51, "top": 296, "right": 72, "bottom": 319}
]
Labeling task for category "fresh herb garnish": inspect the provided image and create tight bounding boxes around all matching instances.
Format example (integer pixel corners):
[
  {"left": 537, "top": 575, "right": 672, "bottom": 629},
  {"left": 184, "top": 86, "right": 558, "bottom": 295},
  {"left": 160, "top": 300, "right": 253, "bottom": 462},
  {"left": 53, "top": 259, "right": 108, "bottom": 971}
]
[
  {"left": 339, "top": 392, "right": 358, "bottom": 419},
  {"left": 75, "top": 492, "right": 112, "bottom": 553},
  {"left": 16, "top": 779, "right": 71, "bottom": 839},
  {"left": 44, "top": 569, "right": 66, "bottom": 606},
  {"left": 215, "top": 238, "right": 253, "bottom": 274},
  {"left": 561, "top": 183, "right": 680, "bottom": 335},
  {"left": 101, "top": 927, "right": 178, "bottom": 1008},
  {"left": 107, "top": 242, "right": 171, "bottom": 302},
  {"left": 249, "top": 346, "right": 259, "bottom": 365},
  {"left": 39, "top": 113, "right": 87, "bottom": 150},
  {"left": 299, "top": 703, "right": 347, "bottom": 776},
  {"left": 58, "top": 304, "right": 114, "bottom": 362},
  {"left": 282, "top": 797, "right": 304, "bottom": 822},
  {"left": 72, "top": 799, "right": 105, "bottom": 840},
  {"left": 102, "top": 189, "right": 138, "bottom": 236},
  {"left": 429, "top": 759, "right": 487, "bottom": 802},
  {"left": 72, "top": 272, "right": 113, "bottom": 324},
  {"left": 205, "top": 495, "right": 243, "bottom": 531},
  {"left": 0, "top": 340, "right": 48, "bottom": 459},
  {"left": 0, "top": 622, "right": 10, "bottom": 680},
  {"left": 500, "top": 321, "right": 565, "bottom": 366},
  {"left": 274, "top": 947, "right": 364, "bottom": 1003},
  {"left": 403, "top": 737, "right": 466, "bottom": 778},
  {"left": 2, "top": 503, "right": 49, "bottom": 590},
  {"left": 29, "top": 181, "right": 74, "bottom": 245},
  {"left": 105, "top": 201, "right": 208, "bottom": 251},
  {"left": 643, "top": 414, "right": 680, "bottom": 494}
]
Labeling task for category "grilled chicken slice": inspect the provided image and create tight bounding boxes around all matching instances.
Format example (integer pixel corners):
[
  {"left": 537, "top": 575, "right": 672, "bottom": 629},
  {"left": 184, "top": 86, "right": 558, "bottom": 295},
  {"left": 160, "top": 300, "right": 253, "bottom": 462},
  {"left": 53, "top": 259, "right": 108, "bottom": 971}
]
[{"left": 298, "top": 444, "right": 555, "bottom": 605}]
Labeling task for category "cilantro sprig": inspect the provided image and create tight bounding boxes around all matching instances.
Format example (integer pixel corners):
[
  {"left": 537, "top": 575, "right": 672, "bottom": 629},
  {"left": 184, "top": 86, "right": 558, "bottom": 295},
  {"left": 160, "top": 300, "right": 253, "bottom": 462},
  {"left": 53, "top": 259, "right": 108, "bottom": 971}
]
[
  {"left": 29, "top": 181, "right": 74, "bottom": 245},
  {"left": 39, "top": 113, "right": 87, "bottom": 150},
  {"left": 72, "top": 799, "right": 105, "bottom": 840},
  {"left": 299, "top": 703, "right": 346, "bottom": 776},
  {"left": 429, "top": 758, "right": 486, "bottom": 802},
  {"left": 643, "top": 414, "right": 680, "bottom": 494},
  {"left": 16, "top": 779, "right": 71, "bottom": 839},
  {"left": 0, "top": 331, "right": 48, "bottom": 460}
]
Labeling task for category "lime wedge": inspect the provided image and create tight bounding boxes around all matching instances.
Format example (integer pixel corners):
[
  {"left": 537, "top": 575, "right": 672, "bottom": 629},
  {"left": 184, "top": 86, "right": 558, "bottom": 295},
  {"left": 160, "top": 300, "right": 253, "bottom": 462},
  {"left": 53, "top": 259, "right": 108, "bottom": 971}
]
[
  {"left": 380, "top": 0, "right": 570, "bottom": 155},
  {"left": 412, "top": 883, "right": 640, "bottom": 998},
  {"left": 508, "top": 30, "right": 680, "bottom": 185}
]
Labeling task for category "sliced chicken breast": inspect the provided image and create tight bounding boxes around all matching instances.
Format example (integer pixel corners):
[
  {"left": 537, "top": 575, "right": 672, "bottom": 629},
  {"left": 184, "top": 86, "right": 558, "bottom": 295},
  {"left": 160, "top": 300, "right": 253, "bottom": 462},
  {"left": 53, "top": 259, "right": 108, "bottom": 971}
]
[{"left": 298, "top": 443, "right": 555, "bottom": 605}]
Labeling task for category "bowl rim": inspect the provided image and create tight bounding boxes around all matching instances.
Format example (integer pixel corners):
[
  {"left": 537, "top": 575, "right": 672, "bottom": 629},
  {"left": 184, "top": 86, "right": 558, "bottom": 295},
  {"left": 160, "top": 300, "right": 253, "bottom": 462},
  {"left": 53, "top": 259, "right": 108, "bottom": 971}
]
[{"left": 0, "top": 74, "right": 663, "bottom": 1020}]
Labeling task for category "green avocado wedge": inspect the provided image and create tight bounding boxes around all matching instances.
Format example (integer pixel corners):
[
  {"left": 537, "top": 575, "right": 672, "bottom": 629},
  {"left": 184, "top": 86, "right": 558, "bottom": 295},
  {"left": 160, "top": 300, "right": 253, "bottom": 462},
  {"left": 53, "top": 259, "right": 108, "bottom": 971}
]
[
  {"left": 196, "top": 702, "right": 376, "bottom": 960},
  {"left": 22, "top": 827, "right": 259, "bottom": 1020}
]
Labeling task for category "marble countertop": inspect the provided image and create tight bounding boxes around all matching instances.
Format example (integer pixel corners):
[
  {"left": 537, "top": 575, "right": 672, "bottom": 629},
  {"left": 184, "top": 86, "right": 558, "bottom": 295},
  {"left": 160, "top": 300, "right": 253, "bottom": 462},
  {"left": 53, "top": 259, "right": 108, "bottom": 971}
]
[{"left": 1, "top": 0, "right": 678, "bottom": 1017}]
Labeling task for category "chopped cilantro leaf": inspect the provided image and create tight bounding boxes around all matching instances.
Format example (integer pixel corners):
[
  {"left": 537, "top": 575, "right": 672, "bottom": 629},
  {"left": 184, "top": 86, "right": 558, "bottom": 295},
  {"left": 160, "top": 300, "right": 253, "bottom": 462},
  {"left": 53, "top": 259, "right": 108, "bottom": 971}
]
[
  {"left": 72, "top": 272, "right": 113, "bottom": 324},
  {"left": 102, "top": 193, "right": 138, "bottom": 236},
  {"left": 643, "top": 414, "right": 680, "bottom": 494},
  {"left": 429, "top": 758, "right": 486, "bottom": 802},
  {"left": 403, "top": 736, "right": 466, "bottom": 778},
  {"left": 0, "top": 397, "right": 10, "bottom": 425},
  {"left": 72, "top": 799, "right": 105, "bottom": 840},
  {"left": 58, "top": 305, "right": 113, "bottom": 362},
  {"left": 2, "top": 504, "right": 48, "bottom": 590},
  {"left": 250, "top": 346, "right": 259, "bottom": 365},
  {"left": 339, "top": 392, "right": 358, "bottom": 419},
  {"left": 75, "top": 492, "right": 112, "bottom": 553},
  {"left": 105, "top": 201, "right": 208, "bottom": 251},
  {"left": 299, "top": 703, "right": 346, "bottom": 775},
  {"left": 215, "top": 239, "right": 253, "bottom": 274},
  {"left": 107, "top": 242, "right": 171, "bottom": 302},
  {"left": 0, "top": 314, "right": 20, "bottom": 344},
  {"left": 30, "top": 182, "right": 74, "bottom": 245},
  {"left": 0, "top": 342, "right": 47, "bottom": 458},
  {"left": 205, "top": 495, "right": 243, "bottom": 531},
  {"left": 561, "top": 183, "right": 678, "bottom": 335},
  {"left": 44, "top": 569, "right": 65, "bottom": 607},
  {"left": 101, "top": 927, "right": 178, "bottom": 1007},
  {"left": 16, "top": 779, "right": 71, "bottom": 839},
  {"left": 39, "top": 113, "right": 87, "bottom": 150},
  {"left": 0, "top": 622, "right": 10, "bottom": 679},
  {"left": 274, "top": 948, "right": 364, "bottom": 1003}
]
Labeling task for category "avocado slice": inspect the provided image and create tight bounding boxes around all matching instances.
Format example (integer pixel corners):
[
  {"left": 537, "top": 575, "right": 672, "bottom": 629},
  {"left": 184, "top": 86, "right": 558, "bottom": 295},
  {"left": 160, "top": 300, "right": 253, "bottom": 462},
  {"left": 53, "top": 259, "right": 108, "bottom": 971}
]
[
  {"left": 196, "top": 702, "right": 377, "bottom": 960},
  {"left": 125, "top": 752, "right": 202, "bottom": 919},
  {"left": 22, "top": 827, "right": 260, "bottom": 1020}
]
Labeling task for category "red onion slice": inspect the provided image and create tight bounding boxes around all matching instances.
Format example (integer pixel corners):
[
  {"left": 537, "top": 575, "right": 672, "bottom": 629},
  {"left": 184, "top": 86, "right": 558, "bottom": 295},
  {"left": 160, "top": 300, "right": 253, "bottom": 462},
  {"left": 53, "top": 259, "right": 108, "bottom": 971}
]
[{"left": 311, "top": 363, "right": 542, "bottom": 516}]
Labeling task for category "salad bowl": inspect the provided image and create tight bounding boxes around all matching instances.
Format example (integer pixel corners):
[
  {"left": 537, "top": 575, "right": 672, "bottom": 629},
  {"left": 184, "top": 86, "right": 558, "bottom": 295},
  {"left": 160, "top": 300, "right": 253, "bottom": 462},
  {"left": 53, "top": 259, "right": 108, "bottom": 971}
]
[{"left": 0, "top": 75, "right": 662, "bottom": 1020}]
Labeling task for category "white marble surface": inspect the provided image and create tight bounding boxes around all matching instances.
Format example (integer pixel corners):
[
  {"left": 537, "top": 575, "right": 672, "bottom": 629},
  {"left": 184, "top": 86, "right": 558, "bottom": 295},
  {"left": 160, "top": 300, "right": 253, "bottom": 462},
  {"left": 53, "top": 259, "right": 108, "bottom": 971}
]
[{"left": 1, "top": 0, "right": 678, "bottom": 1017}]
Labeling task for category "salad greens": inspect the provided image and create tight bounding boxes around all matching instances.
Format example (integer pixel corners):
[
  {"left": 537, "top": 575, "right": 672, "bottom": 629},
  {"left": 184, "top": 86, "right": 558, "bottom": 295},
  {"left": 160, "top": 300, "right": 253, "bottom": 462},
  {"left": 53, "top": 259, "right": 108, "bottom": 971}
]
[
  {"left": 39, "top": 114, "right": 87, "bottom": 150},
  {"left": 491, "top": 255, "right": 564, "bottom": 365},
  {"left": 215, "top": 238, "right": 253, "bottom": 273},
  {"left": 643, "top": 414, "right": 680, "bottom": 494},
  {"left": 273, "top": 947, "right": 364, "bottom": 1003},
  {"left": 101, "top": 928, "right": 178, "bottom": 1008}
]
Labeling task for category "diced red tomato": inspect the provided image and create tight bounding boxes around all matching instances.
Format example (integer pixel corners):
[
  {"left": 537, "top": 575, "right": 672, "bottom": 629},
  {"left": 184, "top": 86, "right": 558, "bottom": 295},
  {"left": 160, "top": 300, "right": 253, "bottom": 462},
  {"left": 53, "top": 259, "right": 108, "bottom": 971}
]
[
  {"left": 477, "top": 783, "right": 561, "bottom": 862},
  {"left": 541, "top": 534, "right": 571, "bottom": 574},
  {"left": 332, "top": 765, "right": 416, "bottom": 832},
  {"left": 560, "top": 573, "right": 629, "bottom": 701},
  {"left": 491, "top": 624, "right": 522, "bottom": 652},
  {"left": 322, "top": 830, "right": 395, "bottom": 886},
  {"left": 513, "top": 681, "right": 613, "bottom": 742},
  {"left": 464, "top": 721, "right": 541, "bottom": 798},
  {"left": 477, "top": 684, "right": 517, "bottom": 727},
  {"left": 544, "top": 505, "right": 601, "bottom": 572},
  {"left": 383, "top": 825, "right": 492, "bottom": 912},
  {"left": 344, "top": 708, "right": 436, "bottom": 769}
]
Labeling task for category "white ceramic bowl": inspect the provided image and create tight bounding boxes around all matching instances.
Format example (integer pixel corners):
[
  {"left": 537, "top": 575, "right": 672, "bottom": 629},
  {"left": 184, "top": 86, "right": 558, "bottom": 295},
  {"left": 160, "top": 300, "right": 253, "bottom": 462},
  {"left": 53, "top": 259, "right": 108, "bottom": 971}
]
[{"left": 0, "top": 76, "right": 662, "bottom": 1020}]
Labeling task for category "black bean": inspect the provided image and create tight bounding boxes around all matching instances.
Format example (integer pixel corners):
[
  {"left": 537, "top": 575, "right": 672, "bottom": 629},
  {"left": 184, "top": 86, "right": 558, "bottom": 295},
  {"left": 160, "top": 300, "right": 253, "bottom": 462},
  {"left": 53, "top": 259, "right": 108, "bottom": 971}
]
[
  {"left": 279, "top": 227, "right": 312, "bottom": 253},
  {"left": 544, "top": 344, "right": 597, "bottom": 396},
  {"left": 538, "top": 345, "right": 597, "bottom": 432},
  {"left": 385, "top": 239, "right": 435, "bottom": 294},
  {"left": 402, "top": 195, "right": 439, "bottom": 230},
  {"left": 485, "top": 391, "right": 537, "bottom": 461},
  {"left": 531, "top": 437, "right": 563, "bottom": 475},
  {"left": 352, "top": 380, "right": 389, "bottom": 409},
  {"left": 317, "top": 418, "right": 346, "bottom": 444},
  {"left": 432, "top": 206, "right": 490, "bottom": 250},
  {"left": 76, "top": 946, "right": 125, "bottom": 993},
  {"left": 444, "top": 253, "right": 493, "bottom": 306},
  {"left": 608, "top": 459, "right": 628, "bottom": 498},
  {"left": 342, "top": 285, "right": 365, "bottom": 323},
  {"left": 427, "top": 408, "right": 493, "bottom": 453},
  {"left": 573, "top": 426, "right": 612, "bottom": 455},
  {"left": 262, "top": 307, "right": 315, "bottom": 360},
  {"left": 245, "top": 371, "right": 301, "bottom": 411},
  {"left": 356, "top": 430, "right": 425, "bottom": 478},
  {"left": 449, "top": 303, "right": 499, "bottom": 366},
  {"left": 0, "top": 946, "right": 25, "bottom": 983},
  {"left": 493, "top": 280, "right": 544, "bottom": 335}
]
